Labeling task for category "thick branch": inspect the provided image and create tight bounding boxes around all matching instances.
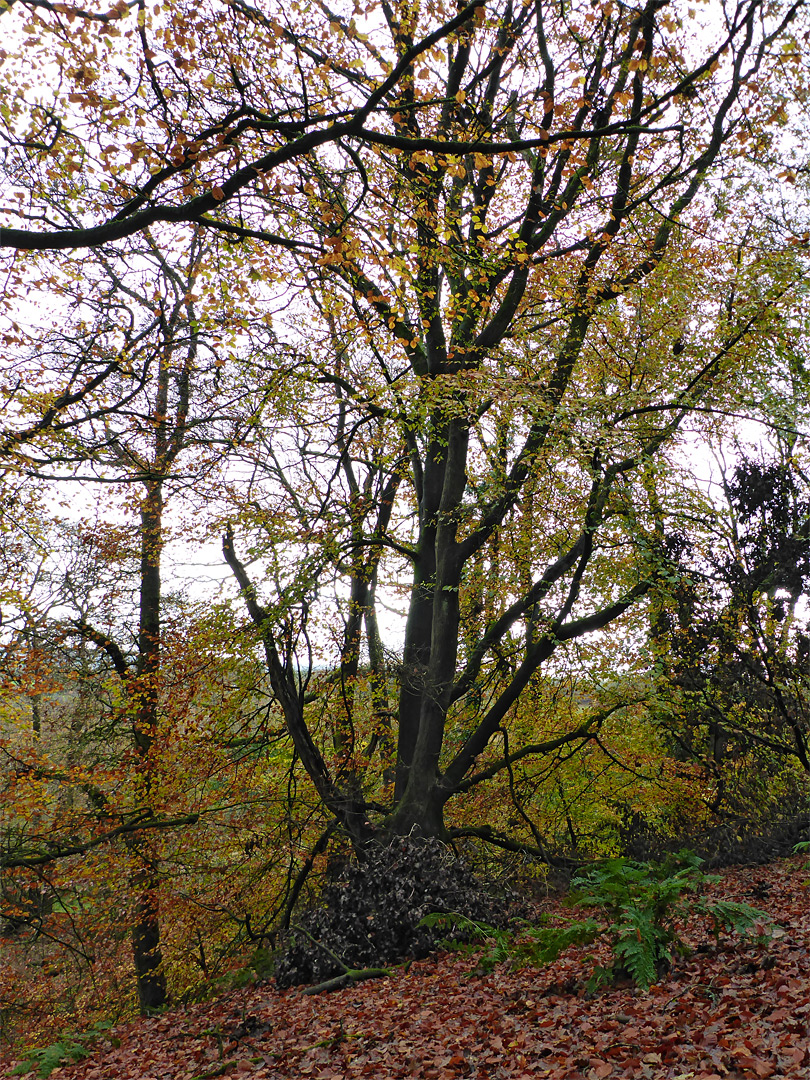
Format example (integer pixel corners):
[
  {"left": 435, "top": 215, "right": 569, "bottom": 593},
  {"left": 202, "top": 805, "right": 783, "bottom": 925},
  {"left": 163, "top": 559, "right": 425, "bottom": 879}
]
[
  {"left": 2, "top": 813, "right": 200, "bottom": 869},
  {"left": 448, "top": 825, "right": 580, "bottom": 869},
  {"left": 70, "top": 619, "right": 131, "bottom": 682}
]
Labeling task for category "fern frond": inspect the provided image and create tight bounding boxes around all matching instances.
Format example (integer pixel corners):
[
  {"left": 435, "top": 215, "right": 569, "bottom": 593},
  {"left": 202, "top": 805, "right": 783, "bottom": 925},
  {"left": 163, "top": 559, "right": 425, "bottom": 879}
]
[
  {"left": 611, "top": 909, "right": 660, "bottom": 990},
  {"left": 702, "top": 900, "right": 772, "bottom": 939}
]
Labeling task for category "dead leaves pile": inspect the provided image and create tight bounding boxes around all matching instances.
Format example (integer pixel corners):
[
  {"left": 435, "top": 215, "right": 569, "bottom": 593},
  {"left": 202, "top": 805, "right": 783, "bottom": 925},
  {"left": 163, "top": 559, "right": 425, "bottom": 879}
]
[{"left": 6, "top": 856, "right": 810, "bottom": 1080}]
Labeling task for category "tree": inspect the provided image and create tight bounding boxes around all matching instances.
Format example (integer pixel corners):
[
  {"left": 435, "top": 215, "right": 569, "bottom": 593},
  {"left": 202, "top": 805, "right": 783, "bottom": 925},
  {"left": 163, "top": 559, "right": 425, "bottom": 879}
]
[
  {"left": 0, "top": 223, "right": 277, "bottom": 1012},
  {"left": 2, "top": 0, "right": 808, "bottom": 856},
  {"left": 652, "top": 430, "right": 810, "bottom": 818},
  {"left": 217, "top": 0, "right": 810, "bottom": 848},
  {"left": 1, "top": 0, "right": 809, "bottom": 1036}
]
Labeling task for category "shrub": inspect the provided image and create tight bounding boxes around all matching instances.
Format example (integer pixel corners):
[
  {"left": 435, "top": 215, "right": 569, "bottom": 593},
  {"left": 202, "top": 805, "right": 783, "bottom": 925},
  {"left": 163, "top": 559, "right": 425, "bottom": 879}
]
[
  {"left": 425, "top": 850, "right": 771, "bottom": 992},
  {"left": 569, "top": 850, "right": 769, "bottom": 989},
  {"left": 274, "top": 837, "right": 508, "bottom": 988},
  {"left": 11, "top": 1021, "right": 117, "bottom": 1079}
]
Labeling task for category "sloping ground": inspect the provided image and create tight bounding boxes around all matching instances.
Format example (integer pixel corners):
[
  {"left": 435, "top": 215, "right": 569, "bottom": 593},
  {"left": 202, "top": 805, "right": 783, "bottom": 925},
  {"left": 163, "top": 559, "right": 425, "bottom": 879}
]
[{"left": 5, "top": 857, "right": 809, "bottom": 1080}]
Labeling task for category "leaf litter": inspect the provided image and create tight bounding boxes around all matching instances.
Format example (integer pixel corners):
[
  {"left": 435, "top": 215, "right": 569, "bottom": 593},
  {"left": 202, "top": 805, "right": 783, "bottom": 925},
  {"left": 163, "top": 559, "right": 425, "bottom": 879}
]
[{"left": 5, "top": 856, "right": 809, "bottom": 1080}]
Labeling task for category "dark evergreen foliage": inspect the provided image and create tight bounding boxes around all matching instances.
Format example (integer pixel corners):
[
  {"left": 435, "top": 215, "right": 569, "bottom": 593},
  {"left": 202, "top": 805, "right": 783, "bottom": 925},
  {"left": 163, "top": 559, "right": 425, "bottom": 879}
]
[{"left": 655, "top": 452, "right": 810, "bottom": 792}]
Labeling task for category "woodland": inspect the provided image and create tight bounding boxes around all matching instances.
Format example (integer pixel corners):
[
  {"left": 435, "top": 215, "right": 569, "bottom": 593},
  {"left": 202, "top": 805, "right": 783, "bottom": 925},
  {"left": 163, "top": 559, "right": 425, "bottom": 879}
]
[{"left": 1, "top": 0, "right": 810, "bottom": 1071}]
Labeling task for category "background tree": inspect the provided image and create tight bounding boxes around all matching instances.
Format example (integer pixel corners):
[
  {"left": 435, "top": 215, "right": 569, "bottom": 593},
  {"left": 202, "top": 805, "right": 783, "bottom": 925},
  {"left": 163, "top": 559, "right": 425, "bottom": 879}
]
[
  {"left": 636, "top": 233, "right": 810, "bottom": 820},
  {"left": 652, "top": 434, "right": 810, "bottom": 819},
  {"left": 0, "top": 515, "right": 299, "bottom": 1036},
  {"left": 0, "top": 224, "right": 281, "bottom": 1013}
]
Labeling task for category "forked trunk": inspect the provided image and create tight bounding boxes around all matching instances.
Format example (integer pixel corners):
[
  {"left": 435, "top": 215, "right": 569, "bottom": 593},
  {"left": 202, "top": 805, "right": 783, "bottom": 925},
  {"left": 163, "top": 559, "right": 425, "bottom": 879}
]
[{"left": 388, "top": 786, "right": 448, "bottom": 840}]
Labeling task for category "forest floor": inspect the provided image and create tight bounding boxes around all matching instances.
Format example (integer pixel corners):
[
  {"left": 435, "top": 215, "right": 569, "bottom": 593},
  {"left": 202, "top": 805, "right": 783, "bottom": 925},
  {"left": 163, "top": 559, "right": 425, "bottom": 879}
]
[{"left": 3, "top": 855, "right": 809, "bottom": 1080}]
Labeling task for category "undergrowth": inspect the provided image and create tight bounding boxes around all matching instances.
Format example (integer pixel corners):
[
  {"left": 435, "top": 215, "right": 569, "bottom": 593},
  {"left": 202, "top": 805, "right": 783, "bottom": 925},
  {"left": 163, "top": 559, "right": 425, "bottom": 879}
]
[
  {"left": 424, "top": 850, "right": 771, "bottom": 992},
  {"left": 10, "top": 1020, "right": 117, "bottom": 1079},
  {"left": 274, "top": 837, "right": 506, "bottom": 988}
]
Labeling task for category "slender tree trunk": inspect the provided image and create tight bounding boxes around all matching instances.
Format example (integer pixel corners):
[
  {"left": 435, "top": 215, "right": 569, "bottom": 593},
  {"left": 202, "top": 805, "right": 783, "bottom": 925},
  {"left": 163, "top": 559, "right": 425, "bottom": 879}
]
[
  {"left": 130, "top": 477, "right": 167, "bottom": 1012},
  {"left": 395, "top": 560, "right": 434, "bottom": 801}
]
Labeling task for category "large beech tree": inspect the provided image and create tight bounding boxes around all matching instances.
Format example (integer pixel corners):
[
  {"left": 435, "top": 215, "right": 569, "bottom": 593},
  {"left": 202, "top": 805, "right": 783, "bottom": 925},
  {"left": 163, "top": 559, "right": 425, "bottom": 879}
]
[
  {"left": 217, "top": 0, "right": 809, "bottom": 845},
  {"left": 2, "top": 0, "right": 808, "bottom": 853}
]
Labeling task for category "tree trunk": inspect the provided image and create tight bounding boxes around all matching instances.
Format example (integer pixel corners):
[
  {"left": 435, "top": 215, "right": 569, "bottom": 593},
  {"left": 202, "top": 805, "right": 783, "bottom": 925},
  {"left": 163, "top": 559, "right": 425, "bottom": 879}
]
[
  {"left": 131, "top": 887, "right": 167, "bottom": 1013},
  {"left": 390, "top": 414, "right": 470, "bottom": 839},
  {"left": 130, "top": 477, "right": 168, "bottom": 1011},
  {"left": 388, "top": 778, "right": 448, "bottom": 840}
]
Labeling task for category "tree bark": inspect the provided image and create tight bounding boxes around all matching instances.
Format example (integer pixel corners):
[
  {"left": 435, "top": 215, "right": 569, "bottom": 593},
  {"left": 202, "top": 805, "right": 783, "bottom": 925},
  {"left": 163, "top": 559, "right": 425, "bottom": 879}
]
[
  {"left": 129, "top": 476, "right": 168, "bottom": 1012},
  {"left": 131, "top": 887, "right": 167, "bottom": 1013}
]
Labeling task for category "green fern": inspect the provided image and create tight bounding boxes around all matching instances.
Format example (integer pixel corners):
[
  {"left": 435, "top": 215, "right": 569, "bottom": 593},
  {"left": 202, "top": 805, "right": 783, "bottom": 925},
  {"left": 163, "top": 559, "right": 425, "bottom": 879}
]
[
  {"left": 608, "top": 906, "right": 666, "bottom": 990},
  {"left": 11, "top": 1041, "right": 90, "bottom": 1079},
  {"left": 418, "top": 912, "right": 513, "bottom": 973},
  {"left": 11, "top": 1020, "right": 116, "bottom": 1078},
  {"left": 421, "top": 851, "right": 772, "bottom": 994},
  {"left": 794, "top": 840, "right": 810, "bottom": 876},
  {"left": 571, "top": 851, "right": 772, "bottom": 991},
  {"left": 418, "top": 912, "right": 599, "bottom": 975},
  {"left": 698, "top": 898, "right": 771, "bottom": 942},
  {"left": 520, "top": 919, "right": 601, "bottom": 965}
]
